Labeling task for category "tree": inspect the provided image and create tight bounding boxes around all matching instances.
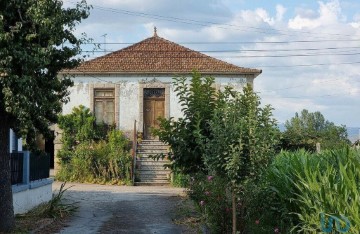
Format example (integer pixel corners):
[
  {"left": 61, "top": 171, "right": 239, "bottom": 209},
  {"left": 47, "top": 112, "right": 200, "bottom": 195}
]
[
  {"left": 203, "top": 84, "right": 279, "bottom": 233},
  {"left": 281, "top": 109, "right": 350, "bottom": 151},
  {"left": 0, "top": 1, "right": 90, "bottom": 231},
  {"left": 154, "top": 74, "right": 279, "bottom": 233},
  {"left": 153, "top": 71, "right": 218, "bottom": 174}
]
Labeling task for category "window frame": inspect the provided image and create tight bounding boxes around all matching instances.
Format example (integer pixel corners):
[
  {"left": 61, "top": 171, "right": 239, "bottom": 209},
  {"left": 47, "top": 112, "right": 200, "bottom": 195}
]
[
  {"left": 93, "top": 88, "right": 115, "bottom": 125},
  {"left": 89, "top": 84, "right": 120, "bottom": 127}
]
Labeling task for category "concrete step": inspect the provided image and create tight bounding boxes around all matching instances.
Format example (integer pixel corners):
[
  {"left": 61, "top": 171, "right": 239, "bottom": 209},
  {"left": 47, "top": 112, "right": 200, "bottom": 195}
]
[
  {"left": 137, "top": 143, "right": 169, "bottom": 148},
  {"left": 136, "top": 156, "right": 168, "bottom": 161},
  {"left": 137, "top": 145, "right": 169, "bottom": 151},
  {"left": 138, "top": 174, "right": 169, "bottom": 181},
  {"left": 138, "top": 140, "right": 167, "bottom": 145},
  {"left": 137, "top": 169, "right": 170, "bottom": 174},
  {"left": 136, "top": 154, "right": 168, "bottom": 160},
  {"left": 135, "top": 140, "right": 171, "bottom": 186},
  {"left": 136, "top": 164, "right": 170, "bottom": 170},
  {"left": 134, "top": 181, "right": 170, "bottom": 186},
  {"left": 137, "top": 150, "right": 168, "bottom": 155},
  {"left": 136, "top": 160, "right": 168, "bottom": 165}
]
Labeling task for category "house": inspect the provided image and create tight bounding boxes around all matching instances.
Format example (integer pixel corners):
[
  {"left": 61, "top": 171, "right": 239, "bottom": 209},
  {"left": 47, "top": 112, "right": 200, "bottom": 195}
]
[{"left": 56, "top": 30, "right": 262, "bottom": 182}]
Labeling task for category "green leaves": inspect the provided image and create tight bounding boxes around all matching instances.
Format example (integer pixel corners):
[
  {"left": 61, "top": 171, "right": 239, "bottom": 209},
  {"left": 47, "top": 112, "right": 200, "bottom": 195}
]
[
  {"left": 204, "top": 84, "right": 279, "bottom": 186},
  {"left": 281, "top": 109, "right": 350, "bottom": 151},
  {"left": 265, "top": 148, "right": 360, "bottom": 233},
  {"left": 0, "top": 0, "right": 90, "bottom": 146},
  {"left": 153, "top": 71, "right": 218, "bottom": 174}
]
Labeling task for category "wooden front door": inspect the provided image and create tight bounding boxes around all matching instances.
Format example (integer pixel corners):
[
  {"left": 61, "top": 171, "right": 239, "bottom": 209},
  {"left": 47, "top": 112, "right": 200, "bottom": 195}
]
[{"left": 143, "top": 88, "right": 165, "bottom": 139}]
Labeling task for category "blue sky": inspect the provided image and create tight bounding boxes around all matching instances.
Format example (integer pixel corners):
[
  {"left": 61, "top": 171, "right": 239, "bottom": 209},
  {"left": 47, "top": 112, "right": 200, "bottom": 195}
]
[{"left": 64, "top": 0, "right": 360, "bottom": 128}]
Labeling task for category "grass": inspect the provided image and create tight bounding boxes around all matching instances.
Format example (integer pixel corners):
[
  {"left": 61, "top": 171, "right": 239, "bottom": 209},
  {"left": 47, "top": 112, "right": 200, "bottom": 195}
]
[
  {"left": 173, "top": 196, "right": 204, "bottom": 233},
  {"left": 12, "top": 182, "right": 77, "bottom": 233}
]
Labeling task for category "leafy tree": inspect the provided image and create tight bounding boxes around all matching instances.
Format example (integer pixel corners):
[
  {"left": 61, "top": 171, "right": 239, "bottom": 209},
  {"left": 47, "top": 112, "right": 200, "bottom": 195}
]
[
  {"left": 281, "top": 109, "right": 350, "bottom": 151},
  {"left": 154, "top": 73, "right": 279, "bottom": 233},
  {"left": 203, "top": 84, "right": 279, "bottom": 233},
  {"left": 0, "top": 0, "right": 90, "bottom": 231},
  {"left": 153, "top": 71, "right": 218, "bottom": 174}
]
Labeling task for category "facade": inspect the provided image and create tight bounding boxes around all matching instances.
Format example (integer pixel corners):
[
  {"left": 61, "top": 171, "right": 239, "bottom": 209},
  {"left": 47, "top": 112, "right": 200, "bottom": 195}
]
[{"left": 56, "top": 32, "right": 262, "bottom": 171}]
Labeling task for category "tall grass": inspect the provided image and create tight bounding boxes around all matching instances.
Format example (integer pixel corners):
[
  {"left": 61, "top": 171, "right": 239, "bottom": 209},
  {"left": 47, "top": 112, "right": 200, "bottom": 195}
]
[
  {"left": 56, "top": 129, "right": 132, "bottom": 185},
  {"left": 266, "top": 148, "right": 360, "bottom": 233}
]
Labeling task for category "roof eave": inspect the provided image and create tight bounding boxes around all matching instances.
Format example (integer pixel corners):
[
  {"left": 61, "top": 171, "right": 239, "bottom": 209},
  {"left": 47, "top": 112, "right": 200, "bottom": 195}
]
[{"left": 59, "top": 70, "right": 262, "bottom": 77}]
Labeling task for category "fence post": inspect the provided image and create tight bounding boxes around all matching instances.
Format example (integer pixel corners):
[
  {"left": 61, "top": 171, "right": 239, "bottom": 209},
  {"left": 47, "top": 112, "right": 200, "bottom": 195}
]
[{"left": 22, "top": 151, "right": 30, "bottom": 186}]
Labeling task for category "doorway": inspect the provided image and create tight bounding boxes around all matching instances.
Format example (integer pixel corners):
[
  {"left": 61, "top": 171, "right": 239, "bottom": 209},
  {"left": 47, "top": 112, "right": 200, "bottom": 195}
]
[{"left": 143, "top": 88, "right": 165, "bottom": 139}]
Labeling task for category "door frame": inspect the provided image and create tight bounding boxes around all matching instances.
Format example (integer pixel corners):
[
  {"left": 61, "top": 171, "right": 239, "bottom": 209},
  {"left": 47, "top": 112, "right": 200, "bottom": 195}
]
[
  {"left": 143, "top": 96, "right": 165, "bottom": 139},
  {"left": 138, "top": 80, "right": 170, "bottom": 136}
]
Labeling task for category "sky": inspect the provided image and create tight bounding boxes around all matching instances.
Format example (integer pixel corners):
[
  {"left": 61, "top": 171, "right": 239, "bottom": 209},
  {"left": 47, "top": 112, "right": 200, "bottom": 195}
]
[{"left": 64, "top": 0, "right": 360, "bottom": 127}]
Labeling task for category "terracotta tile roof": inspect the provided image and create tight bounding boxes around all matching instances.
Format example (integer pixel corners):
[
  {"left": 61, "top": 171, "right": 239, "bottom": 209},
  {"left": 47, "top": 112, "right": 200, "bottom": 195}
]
[{"left": 66, "top": 35, "right": 261, "bottom": 75}]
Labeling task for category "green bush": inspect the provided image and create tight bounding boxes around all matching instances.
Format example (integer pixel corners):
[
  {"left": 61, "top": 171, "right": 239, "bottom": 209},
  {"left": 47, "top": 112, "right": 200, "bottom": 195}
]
[
  {"left": 171, "top": 171, "right": 190, "bottom": 187},
  {"left": 57, "top": 129, "right": 132, "bottom": 184},
  {"left": 188, "top": 173, "right": 232, "bottom": 233},
  {"left": 56, "top": 106, "right": 132, "bottom": 185}
]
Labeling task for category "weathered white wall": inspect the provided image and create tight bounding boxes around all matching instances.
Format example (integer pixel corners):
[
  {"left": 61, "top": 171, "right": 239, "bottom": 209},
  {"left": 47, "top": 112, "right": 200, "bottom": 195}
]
[
  {"left": 62, "top": 74, "right": 252, "bottom": 132},
  {"left": 63, "top": 81, "right": 90, "bottom": 115},
  {"left": 13, "top": 182, "right": 53, "bottom": 214},
  {"left": 119, "top": 81, "right": 139, "bottom": 133}
]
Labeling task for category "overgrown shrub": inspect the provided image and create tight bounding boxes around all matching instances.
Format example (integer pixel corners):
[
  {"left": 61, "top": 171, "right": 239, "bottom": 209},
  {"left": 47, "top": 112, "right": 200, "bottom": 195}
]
[
  {"left": 56, "top": 106, "right": 132, "bottom": 184},
  {"left": 171, "top": 171, "right": 190, "bottom": 188},
  {"left": 188, "top": 173, "right": 232, "bottom": 233}
]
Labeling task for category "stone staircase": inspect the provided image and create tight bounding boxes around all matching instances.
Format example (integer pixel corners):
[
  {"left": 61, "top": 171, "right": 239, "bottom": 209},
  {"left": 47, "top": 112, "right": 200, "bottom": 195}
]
[{"left": 135, "top": 140, "right": 171, "bottom": 186}]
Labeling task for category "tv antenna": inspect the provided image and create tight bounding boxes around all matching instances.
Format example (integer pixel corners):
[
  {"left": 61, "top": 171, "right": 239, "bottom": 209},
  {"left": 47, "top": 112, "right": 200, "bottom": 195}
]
[{"left": 101, "top": 33, "right": 107, "bottom": 54}]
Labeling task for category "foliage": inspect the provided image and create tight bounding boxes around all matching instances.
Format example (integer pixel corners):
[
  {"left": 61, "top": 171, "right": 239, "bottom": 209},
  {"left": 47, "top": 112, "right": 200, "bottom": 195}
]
[
  {"left": 0, "top": 0, "right": 91, "bottom": 146},
  {"left": 26, "top": 182, "right": 78, "bottom": 219},
  {"left": 57, "top": 105, "right": 108, "bottom": 163},
  {"left": 293, "top": 148, "right": 360, "bottom": 233},
  {"left": 204, "top": 84, "right": 279, "bottom": 184},
  {"left": 153, "top": 71, "right": 218, "bottom": 174},
  {"left": 57, "top": 129, "right": 132, "bottom": 185},
  {"left": 14, "top": 182, "right": 77, "bottom": 233},
  {"left": 242, "top": 180, "right": 291, "bottom": 234},
  {"left": 281, "top": 109, "right": 350, "bottom": 151},
  {"left": 0, "top": 1, "right": 90, "bottom": 231},
  {"left": 57, "top": 107, "right": 132, "bottom": 184},
  {"left": 171, "top": 171, "right": 190, "bottom": 188},
  {"left": 258, "top": 148, "right": 360, "bottom": 233},
  {"left": 201, "top": 84, "right": 279, "bottom": 233},
  {"left": 188, "top": 173, "right": 232, "bottom": 233}
]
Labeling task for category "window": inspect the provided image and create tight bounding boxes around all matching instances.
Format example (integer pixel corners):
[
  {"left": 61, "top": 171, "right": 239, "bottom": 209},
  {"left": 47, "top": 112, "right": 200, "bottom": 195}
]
[{"left": 94, "top": 89, "right": 115, "bottom": 125}]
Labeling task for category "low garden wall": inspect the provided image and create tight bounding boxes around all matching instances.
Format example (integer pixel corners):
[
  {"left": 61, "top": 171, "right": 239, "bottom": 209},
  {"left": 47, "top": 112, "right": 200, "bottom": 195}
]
[{"left": 11, "top": 151, "right": 53, "bottom": 214}]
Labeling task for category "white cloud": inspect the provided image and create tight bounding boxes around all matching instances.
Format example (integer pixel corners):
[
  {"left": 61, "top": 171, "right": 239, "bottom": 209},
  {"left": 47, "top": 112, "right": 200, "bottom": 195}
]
[
  {"left": 288, "top": 0, "right": 341, "bottom": 29},
  {"left": 276, "top": 5, "right": 287, "bottom": 22}
]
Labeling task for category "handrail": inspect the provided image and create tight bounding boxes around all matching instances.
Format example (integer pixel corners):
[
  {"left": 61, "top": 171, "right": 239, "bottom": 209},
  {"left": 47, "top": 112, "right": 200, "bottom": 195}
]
[{"left": 132, "top": 120, "right": 137, "bottom": 185}]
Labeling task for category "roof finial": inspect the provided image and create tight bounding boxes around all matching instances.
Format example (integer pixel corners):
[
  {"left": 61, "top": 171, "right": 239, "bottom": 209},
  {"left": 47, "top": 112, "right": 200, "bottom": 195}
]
[{"left": 154, "top": 26, "right": 158, "bottom": 37}]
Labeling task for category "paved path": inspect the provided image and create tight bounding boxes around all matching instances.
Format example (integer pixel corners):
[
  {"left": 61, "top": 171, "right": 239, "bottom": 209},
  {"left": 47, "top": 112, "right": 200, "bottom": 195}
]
[{"left": 53, "top": 182, "right": 187, "bottom": 234}]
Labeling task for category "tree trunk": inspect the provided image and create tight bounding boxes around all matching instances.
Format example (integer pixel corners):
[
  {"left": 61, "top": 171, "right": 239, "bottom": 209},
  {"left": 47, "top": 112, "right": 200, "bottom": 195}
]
[
  {"left": 232, "top": 190, "right": 237, "bottom": 234},
  {"left": 0, "top": 110, "right": 15, "bottom": 232}
]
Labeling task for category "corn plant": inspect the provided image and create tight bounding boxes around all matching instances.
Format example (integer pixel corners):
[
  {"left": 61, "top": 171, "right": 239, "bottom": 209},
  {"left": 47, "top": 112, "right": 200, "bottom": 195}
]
[{"left": 293, "top": 148, "right": 360, "bottom": 233}]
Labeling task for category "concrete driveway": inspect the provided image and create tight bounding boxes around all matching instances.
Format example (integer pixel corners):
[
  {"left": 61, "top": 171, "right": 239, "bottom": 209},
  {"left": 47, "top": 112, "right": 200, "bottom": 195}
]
[{"left": 53, "top": 182, "right": 188, "bottom": 234}]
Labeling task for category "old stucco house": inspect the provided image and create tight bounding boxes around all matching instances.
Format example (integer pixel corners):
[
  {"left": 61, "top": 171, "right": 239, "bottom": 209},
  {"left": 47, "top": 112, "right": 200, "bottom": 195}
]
[{"left": 56, "top": 31, "right": 262, "bottom": 183}]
